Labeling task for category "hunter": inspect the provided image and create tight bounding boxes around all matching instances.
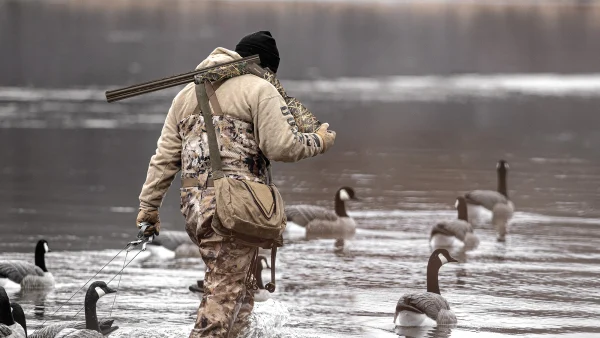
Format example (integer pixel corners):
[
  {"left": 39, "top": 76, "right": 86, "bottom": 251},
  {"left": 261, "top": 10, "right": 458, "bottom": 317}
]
[{"left": 135, "top": 31, "right": 336, "bottom": 337}]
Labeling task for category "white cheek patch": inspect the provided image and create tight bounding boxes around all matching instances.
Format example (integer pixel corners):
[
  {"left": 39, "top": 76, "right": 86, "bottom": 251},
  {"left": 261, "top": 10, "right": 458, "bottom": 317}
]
[
  {"left": 44, "top": 243, "right": 49, "bottom": 253},
  {"left": 438, "top": 253, "right": 448, "bottom": 265},
  {"left": 95, "top": 287, "right": 106, "bottom": 298},
  {"left": 454, "top": 199, "right": 459, "bottom": 209},
  {"left": 339, "top": 189, "right": 350, "bottom": 201},
  {"left": 505, "top": 164, "right": 510, "bottom": 169}
]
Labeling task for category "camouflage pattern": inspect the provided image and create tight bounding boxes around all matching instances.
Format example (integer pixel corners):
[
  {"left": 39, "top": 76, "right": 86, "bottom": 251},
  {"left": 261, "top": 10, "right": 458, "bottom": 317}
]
[
  {"left": 199, "top": 60, "right": 253, "bottom": 84},
  {"left": 178, "top": 113, "right": 269, "bottom": 242},
  {"left": 247, "top": 64, "right": 322, "bottom": 133},
  {"left": 178, "top": 111, "right": 265, "bottom": 337},
  {"left": 196, "top": 63, "right": 322, "bottom": 133},
  {"left": 188, "top": 235, "right": 257, "bottom": 338},
  {"left": 178, "top": 114, "right": 269, "bottom": 185}
]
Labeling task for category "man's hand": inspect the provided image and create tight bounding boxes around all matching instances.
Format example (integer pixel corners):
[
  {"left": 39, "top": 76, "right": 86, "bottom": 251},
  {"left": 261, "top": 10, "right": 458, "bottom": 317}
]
[
  {"left": 136, "top": 208, "right": 161, "bottom": 237},
  {"left": 315, "top": 123, "right": 336, "bottom": 154}
]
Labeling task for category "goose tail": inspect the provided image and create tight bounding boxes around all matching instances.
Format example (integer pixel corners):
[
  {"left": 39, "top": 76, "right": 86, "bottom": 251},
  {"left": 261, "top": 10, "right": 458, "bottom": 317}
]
[
  {"left": 436, "top": 309, "right": 457, "bottom": 325},
  {"left": 492, "top": 203, "right": 512, "bottom": 242},
  {"left": 463, "top": 233, "right": 480, "bottom": 248},
  {"left": 101, "top": 325, "right": 120, "bottom": 336}
]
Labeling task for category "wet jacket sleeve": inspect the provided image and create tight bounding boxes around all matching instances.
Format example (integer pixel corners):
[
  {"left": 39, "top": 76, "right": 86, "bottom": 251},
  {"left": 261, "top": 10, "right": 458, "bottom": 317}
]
[
  {"left": 253, "top": 87, "right": 324, "bottom": 162},
  {"left": 138, "top": 95, "right": 183, "bottom": 210}
]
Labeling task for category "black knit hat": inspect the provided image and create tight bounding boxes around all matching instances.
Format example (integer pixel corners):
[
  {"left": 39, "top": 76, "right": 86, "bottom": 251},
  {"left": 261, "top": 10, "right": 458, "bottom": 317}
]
[{"left": 235, "top": 31, "right": 280, "bottom": 73}]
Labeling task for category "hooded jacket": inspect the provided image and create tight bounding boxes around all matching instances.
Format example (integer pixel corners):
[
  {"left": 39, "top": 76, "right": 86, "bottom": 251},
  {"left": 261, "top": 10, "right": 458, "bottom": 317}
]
[{"left": 139, "top": 48, "right": 324, "bottom": 211}]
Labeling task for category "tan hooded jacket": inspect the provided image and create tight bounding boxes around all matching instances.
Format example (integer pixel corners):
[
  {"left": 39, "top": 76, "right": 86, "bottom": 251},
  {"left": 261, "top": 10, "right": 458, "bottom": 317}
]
[{"left": 139, "top": 48, "right": 324, "bottom": 211}]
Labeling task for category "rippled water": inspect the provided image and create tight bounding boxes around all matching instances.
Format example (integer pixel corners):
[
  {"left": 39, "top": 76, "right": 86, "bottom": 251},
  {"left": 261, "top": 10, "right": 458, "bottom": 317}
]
[{"left": 2, "top": 84, "right": 600, "bottom": 337}]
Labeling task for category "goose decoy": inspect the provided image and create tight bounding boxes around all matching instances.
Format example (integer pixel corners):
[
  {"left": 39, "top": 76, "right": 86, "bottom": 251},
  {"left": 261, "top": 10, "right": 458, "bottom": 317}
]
[
  {"left": 145, "top": 231, "right": 200, "bottom": 260},
  {"left": 285, "top": 187, "right": 359, "bottom": 240},
  {"left": 430, "top": 197, "right": 479, "bottom": 248},
  {"left": 0, "top": 287, "right": 26, "bottom": 338},
  {"left": 9, "top": 304, "right": 26, "bottom": 338},
  {"left": 394, "top": 249, "right": 459, "bottom": 326},
  {"left": 188, "top": 256, "right": 272, "bottom": 302},
  {"left": 28, "top": 281, "right": 119, "bottom": 338},
  {"left": 0, "top": 240, "right": 54, "bottom": 290},
  {"left": 464, "top": 159, "right": 514, "bottom": 241}
]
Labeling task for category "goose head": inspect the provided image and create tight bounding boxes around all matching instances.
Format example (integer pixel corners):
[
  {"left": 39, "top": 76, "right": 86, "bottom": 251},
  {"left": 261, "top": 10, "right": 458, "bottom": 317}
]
[
  {"left": 0, "top": 287, "right": 15, "bottom": 326},
  {"left": 430, "top": 248, "right": 459, "bottom": 268},
  {"left": 87, "top": 281, "right": 117, "bottom": 304},
  {"left": 427, "top": 249, "right": 459, "bottom": 294},
  {"left": 496, "top": 159, "right": 509, "bottom": 172},
  {"left": 35, "top": 239, "right": 51, "bottom": 272},
  {"left": 496, "top": 159, "right": 510, "bottom": 198},
  {"left": 335, "top": 187, "right": 359, "bottom": 217},
  {"left": 83, "top": 281, "right": 116, "bottom": 333},
  {"left": 10, "top": 303, "right": 26, "bottom": 336},
  {"left": 337, "top": 187, "right": 359, "bottom": 202},
  {"left": 455, "top": 196, "right": 468, "bottom": 221}
]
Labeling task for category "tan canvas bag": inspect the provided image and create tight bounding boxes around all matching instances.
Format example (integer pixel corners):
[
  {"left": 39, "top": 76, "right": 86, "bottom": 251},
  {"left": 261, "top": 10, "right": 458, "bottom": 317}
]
[{"left": 194, "top": 78, "right": 287, "bottom": 248}]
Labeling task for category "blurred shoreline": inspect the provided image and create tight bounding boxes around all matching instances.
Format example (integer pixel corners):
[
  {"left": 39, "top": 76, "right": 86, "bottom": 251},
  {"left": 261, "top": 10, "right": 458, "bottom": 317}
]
[{"left": 3, "top": 0, "right": 600, "bottom": 87}]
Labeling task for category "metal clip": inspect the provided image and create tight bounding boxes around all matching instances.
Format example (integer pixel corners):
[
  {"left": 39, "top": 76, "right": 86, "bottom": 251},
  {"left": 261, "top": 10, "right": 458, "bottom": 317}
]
[{"left": 125, "top": 222, "right": 154, "bottom": 252}]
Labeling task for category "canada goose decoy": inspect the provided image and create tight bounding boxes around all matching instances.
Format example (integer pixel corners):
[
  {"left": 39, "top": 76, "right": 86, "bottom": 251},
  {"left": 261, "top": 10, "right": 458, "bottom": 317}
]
[
  {"left": 285, "top": 187, "right": 359, "bottom": 240},
  {"left": 145, "top": 231, "right": 200, "bottom": 260},
  {"left": 464, "top": 160, "right": 514, "bottom": 241},
  {"left": 430, "top": 197, "right": 479, "bottom": 249},
  {"left": 394, "top": 249, "right": 459, "bottom": 326},
  {"left": 0, "top": 287, "right": 26, "bottom": 338},
  {"left": 10, "top": 304, "right": 27, "bottom": 338},
  {"left": 28, "top": 281, "right": 119, "bottom": 338},
  {"left": 0, "top": 240, "right": 54, "bottom": 290},
  {"left": 188, "top": 256, "right": 272, "bottom": 302}
]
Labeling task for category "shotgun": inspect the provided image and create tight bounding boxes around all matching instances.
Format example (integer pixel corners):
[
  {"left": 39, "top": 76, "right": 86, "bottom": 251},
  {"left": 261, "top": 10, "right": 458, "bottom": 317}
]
[
  {"left": 105, "top": 53, "right": 322, "bottom": 133},
  {"left": 105, "top": 55, "right": 260, "bottom": 103}
]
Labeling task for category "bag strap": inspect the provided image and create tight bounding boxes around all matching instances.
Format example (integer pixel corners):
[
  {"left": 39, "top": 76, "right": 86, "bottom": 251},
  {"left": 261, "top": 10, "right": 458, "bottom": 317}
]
[
  {"left": 194, "top": 77, "right": 272, "bottom": 183},
  {"left": 265, "top": 247, "right": 277, "bottom": 293},
  {"left": 194, "top": 80, "right": 225, "bottom": 180}
]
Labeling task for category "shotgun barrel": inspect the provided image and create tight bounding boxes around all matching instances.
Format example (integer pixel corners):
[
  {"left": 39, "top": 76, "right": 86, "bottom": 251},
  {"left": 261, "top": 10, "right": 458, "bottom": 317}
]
[{"left": 105, "top": 55, "right": 260, "bottom": 103}]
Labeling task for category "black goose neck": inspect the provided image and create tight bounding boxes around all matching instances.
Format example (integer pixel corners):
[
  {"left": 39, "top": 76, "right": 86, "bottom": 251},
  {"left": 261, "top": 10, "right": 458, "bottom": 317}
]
[
  {"left": 84, "top": 293, "right": 101, "bottom": 332},
  {"left": 35, "top": 243, "right": 48, "bottom": 272},
  {"left": 0, "top": 293, "right": 14, "bottom": 326},
  {"left": 255, "top": 263, "right": 264, "bottom": 289},
  {"left": 497, "top": 169, "right": 508, "bottom": 198},
  {"left": 426, "top": 255, "right": 442, "bottom": 295},
  {"left": 11, "top": 304, "right": 27, "bottom": 337},
  {"left": 457, "top": 200, "right": 468, "bottom": 221},
  {"left": 334, "top": 194, "right": 348, "bottom": 217}
]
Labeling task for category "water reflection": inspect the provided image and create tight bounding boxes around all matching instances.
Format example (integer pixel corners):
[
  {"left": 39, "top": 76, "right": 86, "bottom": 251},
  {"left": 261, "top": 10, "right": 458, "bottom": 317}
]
[
  {"left": 394, "top": 325, "right": 455, "bottom": 338},
  {"left": 16, "top": 288, "right": 53, "bottom": 320}
]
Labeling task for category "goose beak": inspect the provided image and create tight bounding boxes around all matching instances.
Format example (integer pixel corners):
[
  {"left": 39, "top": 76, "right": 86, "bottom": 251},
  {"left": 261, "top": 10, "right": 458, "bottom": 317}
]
[
  {"left": 105, "top": 286, "right": 118, "bottom": 294},
  {"left": 449, "top": 257, "right": 459, "bottom": 263}
]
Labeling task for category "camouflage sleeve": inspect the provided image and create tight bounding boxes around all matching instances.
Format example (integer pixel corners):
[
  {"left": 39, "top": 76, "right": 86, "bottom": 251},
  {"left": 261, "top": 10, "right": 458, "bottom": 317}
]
[
  {"left": 254, "top": 91, "right": 323, "bottom": 163},
  {"left": 138, "top": 95, "right": 183, "bottom": 210}
]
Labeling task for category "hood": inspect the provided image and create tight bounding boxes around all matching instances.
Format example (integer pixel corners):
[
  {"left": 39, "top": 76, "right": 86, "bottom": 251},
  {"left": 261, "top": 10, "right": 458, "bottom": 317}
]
[{"left": 195, "top": 47, "right": 242, "bottom": 70}]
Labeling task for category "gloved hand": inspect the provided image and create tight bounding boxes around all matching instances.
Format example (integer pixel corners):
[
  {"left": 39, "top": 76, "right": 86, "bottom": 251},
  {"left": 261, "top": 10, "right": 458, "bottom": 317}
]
[
  {"left": 136, "top": 208, "right": 160, "bottom": 237},
  {"left": 315, "top": 122, "right": 336, "bottom": 153}
]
